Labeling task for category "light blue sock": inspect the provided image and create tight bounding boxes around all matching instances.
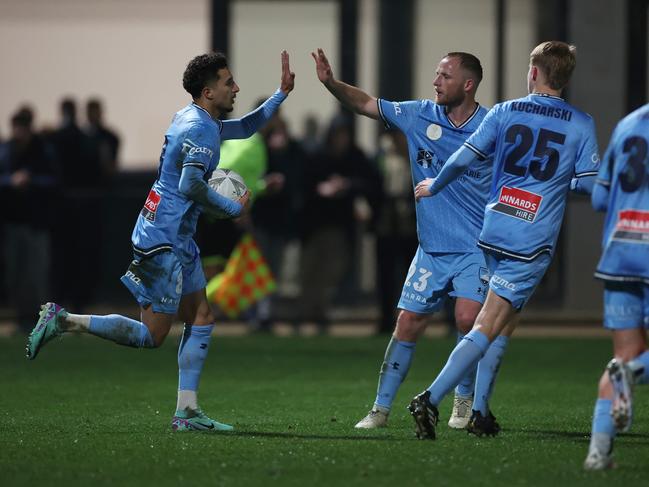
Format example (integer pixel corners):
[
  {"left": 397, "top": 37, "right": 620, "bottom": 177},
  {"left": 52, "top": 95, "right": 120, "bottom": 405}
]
[
  {"left": 473, "top": 335, "right": 509, "bottom": 415},
  {"left": 628, "top": 350, "right": 649, "bottom": 384},
  {"left": 592, "top": 398, "right": 615, "bottom": 436},
  {"left": 426, "top": 329, "right": 490, "bottom": 406},
  {"left": 454, "top": 332, "right": 477, "bottom": 398},
  {"left": 178, "top": 324, "right": 214, "bottom": 391},
  {"left": 88, "top": 315, "right": 154, "bottom": 348},
  {"left": 374, "top": 337, "right": 416, "bottom": 410}
]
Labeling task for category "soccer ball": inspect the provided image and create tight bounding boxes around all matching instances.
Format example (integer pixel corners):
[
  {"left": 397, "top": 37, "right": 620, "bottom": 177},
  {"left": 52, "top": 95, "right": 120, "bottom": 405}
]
[{"left": 207, "top": 168, "right": 247, "bottom": 218}]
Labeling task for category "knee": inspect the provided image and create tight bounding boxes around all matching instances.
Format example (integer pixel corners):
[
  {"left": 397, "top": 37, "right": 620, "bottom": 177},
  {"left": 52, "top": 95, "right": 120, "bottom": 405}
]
[
  {"left": 149, "top": 328, "right": 168, "bottom": 348},
  {"left": 454, "top": 309, "right": 477, "bottom": 335},
  {"left": 394, "top": 310, "right": 427, "bottom": 341},
  {"left": 193, "top": 309, "right": 215, "bottom": 326}
]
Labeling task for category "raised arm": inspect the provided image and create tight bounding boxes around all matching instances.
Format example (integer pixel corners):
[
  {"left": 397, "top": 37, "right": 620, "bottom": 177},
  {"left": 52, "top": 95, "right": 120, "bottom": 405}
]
[
  {"left": 312, "top": 48, "right": 379, "bottom": 119},
  {"left": 221, "top": 50, "right": 295, "bottom": 140}
]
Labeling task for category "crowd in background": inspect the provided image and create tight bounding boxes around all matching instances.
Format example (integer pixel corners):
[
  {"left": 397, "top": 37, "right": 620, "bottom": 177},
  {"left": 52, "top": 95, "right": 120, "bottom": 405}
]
[
  {"left": 0, "top": 98, "right": 433, "bottom": 336},
  {"left": 0, "top": 99, "right": 119, "bottom": 333}
]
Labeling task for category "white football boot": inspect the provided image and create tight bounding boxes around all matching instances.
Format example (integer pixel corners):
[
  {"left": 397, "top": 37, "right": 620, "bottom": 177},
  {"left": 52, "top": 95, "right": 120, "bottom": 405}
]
[
  {"left": 448, "top": 394, "right": 473, "bottom": 429},
  {"left": 607, "top": 358, "right": 634, "bottom": 432},
  {"left": 583, "top": 448, "right": 614, "bottom": 470},
  {"left": 354, "top": 408, "right": 389, "bottom": 429}
]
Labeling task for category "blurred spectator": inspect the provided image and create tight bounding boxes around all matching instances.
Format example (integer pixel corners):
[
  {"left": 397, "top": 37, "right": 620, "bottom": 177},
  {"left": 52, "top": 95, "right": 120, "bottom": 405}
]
[
  {"left": 84, "top": 98, "right": 120, "bottom": 181},
  {"left": 51, "top": 98, "right": 88, "bottom": 188},
  {"left": 296, "top": 113, "right": 381, "bottom": 333},
  {"left": 49, "top": 97, "right": 99, "bottom": 311},
  {"left": 0, "top": 107, "right": 59, "bottom": 333},
  {"left": 301, "top": 114, "right": 321, "bottom": 156},
  {"left": 374, "top": 130, "right": 418, "bottom": 334},
  {"left": 252, "top": 111, "right": 306, "bottom": 331}
]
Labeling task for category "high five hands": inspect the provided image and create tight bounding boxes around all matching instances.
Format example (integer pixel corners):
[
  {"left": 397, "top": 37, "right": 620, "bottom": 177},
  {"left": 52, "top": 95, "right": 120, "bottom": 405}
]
[{"left": 280, "top": 50, "right": 296, "bottom": 95}]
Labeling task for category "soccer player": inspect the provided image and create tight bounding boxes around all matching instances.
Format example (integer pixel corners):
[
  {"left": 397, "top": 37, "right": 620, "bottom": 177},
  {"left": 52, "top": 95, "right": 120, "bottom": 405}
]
[
  {"left": 312, "top": 48, "right": 498, "bottom": 430},
  {"left": 583, "top": 103, "right": 649, "bottom": 470},
  {"left": 26, "top": 51, "right": 295, "bottom": 431},
  {"left": 411, "top": 41, "right": 599, "bottom": 439}
]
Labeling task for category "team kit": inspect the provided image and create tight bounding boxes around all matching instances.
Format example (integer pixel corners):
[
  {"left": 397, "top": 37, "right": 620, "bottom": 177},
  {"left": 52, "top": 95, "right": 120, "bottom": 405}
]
[{"left": 25, "top": 42, "right": 649, "bottom": 471}]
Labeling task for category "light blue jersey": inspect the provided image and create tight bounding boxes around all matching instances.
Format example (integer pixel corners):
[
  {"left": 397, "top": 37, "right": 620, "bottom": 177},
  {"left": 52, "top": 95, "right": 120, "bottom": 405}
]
[
  {"left": 121, "top": 91, "right": 285, "bottom": 312},
  {"left": 132, "top": 102, "right": 221, "bottom": 261},
  {"left": 378, "top": 99, "right": 491, "bottom": 252},
  {"left": 131, "top": 90, "right": 286, "bottom": 263},
  {"left": 462, "top": 93, "right": 600, "bottom": 261},
  {"left": 594, "top": 104, "right": 649, "bottom": 283}
]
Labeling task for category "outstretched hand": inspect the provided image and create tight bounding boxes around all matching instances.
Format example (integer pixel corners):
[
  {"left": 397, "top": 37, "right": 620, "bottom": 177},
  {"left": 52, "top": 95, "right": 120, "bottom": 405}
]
[
  {"left": 414, "top": 178, "right": 434, "bottom": 202},
  {"left": 280, "top": 50, "right": 295, "bottom": 95},
  {"left": 311, "top": 48, "right": 334, "bottom": 85}
]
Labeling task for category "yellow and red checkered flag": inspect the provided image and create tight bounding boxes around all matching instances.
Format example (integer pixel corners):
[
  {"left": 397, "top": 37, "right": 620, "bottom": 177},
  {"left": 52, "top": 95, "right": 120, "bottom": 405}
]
[{"left": 206, "top": 234, "right": 276, "bottom": 318}]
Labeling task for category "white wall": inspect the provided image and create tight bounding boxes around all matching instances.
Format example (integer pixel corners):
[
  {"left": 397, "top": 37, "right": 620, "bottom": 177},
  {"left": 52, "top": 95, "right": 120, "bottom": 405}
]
[
  {"left": 229, "top": 0, "right": 339, "bottom": 146},
  {"left": 0, "top": 0, "right": 537, "bottom": 167},
  {"left": 0, "top": 0, "right": 209, "bottom": 169},
  {"left": 415, "top": 0, "right": 496, "bottom": 107},
  {"left": 504, "top": 0, "right": 536, "bottom": 100},
  {"left": 414, "top": 0, "right": 535, "bottom": 107}
]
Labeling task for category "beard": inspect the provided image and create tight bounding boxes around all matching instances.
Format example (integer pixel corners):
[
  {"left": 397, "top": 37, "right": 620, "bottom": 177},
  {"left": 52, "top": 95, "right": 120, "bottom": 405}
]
[{"left": 436, "top": 91, "right": 464, "bottom": 107}]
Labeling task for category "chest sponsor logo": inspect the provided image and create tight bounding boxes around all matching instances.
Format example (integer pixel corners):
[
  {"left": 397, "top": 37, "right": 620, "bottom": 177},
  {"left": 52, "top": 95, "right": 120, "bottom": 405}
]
[
  {"left": 612, "top": 209, "right": 649, "bottom": 244},
  {"left": 416, "top": 147, "right": 444, "bottom": 170},
  {"left": 141, "top": 189, "right": 161, "bottom": 222},
  {"left": 492, "top": 186, "right": 543, "bottom": 222},
  {"left": 426, "top": 123, "right": 442, "bottom": 140}
]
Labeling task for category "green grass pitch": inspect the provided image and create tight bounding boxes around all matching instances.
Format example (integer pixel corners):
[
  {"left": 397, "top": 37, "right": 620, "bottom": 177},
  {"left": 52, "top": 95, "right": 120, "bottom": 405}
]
[{"left": 1, "top": 333, "right": 647, "bottom": 486}]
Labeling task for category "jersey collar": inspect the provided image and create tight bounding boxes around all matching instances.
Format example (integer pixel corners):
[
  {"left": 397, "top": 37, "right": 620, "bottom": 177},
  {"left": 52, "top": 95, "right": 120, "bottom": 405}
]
[
  {"left": 192, "top": 102, "right": 213, "bottom": 117},
  {"left": 191, "top": 102, "right": 223, "bottom": 131},
  {"left": 530, "top": 92, "right": 564, "bottom": 101},
  {"left": 445, "top": 103, "right": 481, "bottom": 129}
]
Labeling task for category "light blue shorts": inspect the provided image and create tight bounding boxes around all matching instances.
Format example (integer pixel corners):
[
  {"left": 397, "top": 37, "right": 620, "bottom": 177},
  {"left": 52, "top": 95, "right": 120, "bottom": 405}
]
[
  {"left": 397, "top": 247, "right": 489, "bottom": 314},
  {"left": 603, "top": 282, "right": 649, "bottom": 330},
  {"left": 484, "top": 251, "right": 552, "bottom": 311},
  {"left": 120, "top": 240, "right": 206, "bottom": 314}
]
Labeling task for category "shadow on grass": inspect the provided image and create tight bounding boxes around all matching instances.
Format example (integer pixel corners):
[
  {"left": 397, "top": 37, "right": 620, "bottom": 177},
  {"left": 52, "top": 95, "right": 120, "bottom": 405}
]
[
  {"left": 230, "top": 430, "right": 412, "bottom": 441},
  {"left": 509, "top": 428, "right": 649, "bottom": 442}
]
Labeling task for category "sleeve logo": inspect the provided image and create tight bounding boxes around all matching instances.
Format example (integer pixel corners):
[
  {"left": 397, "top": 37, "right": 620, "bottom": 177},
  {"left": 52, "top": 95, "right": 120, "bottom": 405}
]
[
  {"left": 183, "top": 138, "right": 214, "bottom": 160},
  {"left": 141, "top": 189, "right": 161, "bottom": 222},
  {"left": 613, "top": 209, "right": 649, "bottom": 244},
  {"left": 492, "top": 186, "right": 543, "bottom": 222},
  {"left": 188, "top": 146, "right": 214, "bottom": 158},
  {"left": 392, "top": 102, "right": 402, "bottom": 116}
]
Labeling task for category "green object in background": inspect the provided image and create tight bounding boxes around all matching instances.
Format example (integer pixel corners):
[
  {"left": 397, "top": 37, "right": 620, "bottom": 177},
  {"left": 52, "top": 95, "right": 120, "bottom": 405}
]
[{"left": 219, "top": 133, "right": 268, "bottom": 202}]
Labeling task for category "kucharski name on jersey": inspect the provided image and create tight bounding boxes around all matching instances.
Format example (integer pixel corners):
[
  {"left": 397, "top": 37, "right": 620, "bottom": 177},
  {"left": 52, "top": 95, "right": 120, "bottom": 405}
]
[
  {"left": 612, "top": 209, "right": 649, "bottom": 244},
  {"left": 510, "top": 101, "right": 572, "bottom": 122},
  {"left": 141, "top": 189, "right": 161, "bottom": 222},
  {"left": 492, "top": 186, "right": 543, "bottom": 223}
]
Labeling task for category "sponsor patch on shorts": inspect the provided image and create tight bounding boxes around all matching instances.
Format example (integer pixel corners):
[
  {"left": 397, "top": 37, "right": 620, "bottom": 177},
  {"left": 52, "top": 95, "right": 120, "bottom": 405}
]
[
  {"left": 612, "top": 209, "right": 649, "bottom": 244},
  {"left": 141, "top": 189, "right": 161, "bottom": 222},
  {"left": 492, "top": 186, "right": 543, "bottom": 222}
]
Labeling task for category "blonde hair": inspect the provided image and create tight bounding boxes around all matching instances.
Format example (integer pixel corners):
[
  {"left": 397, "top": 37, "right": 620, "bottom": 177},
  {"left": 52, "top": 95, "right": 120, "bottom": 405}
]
[{"left": 530, "top": 41, "right": 576, "bottom": 90}]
